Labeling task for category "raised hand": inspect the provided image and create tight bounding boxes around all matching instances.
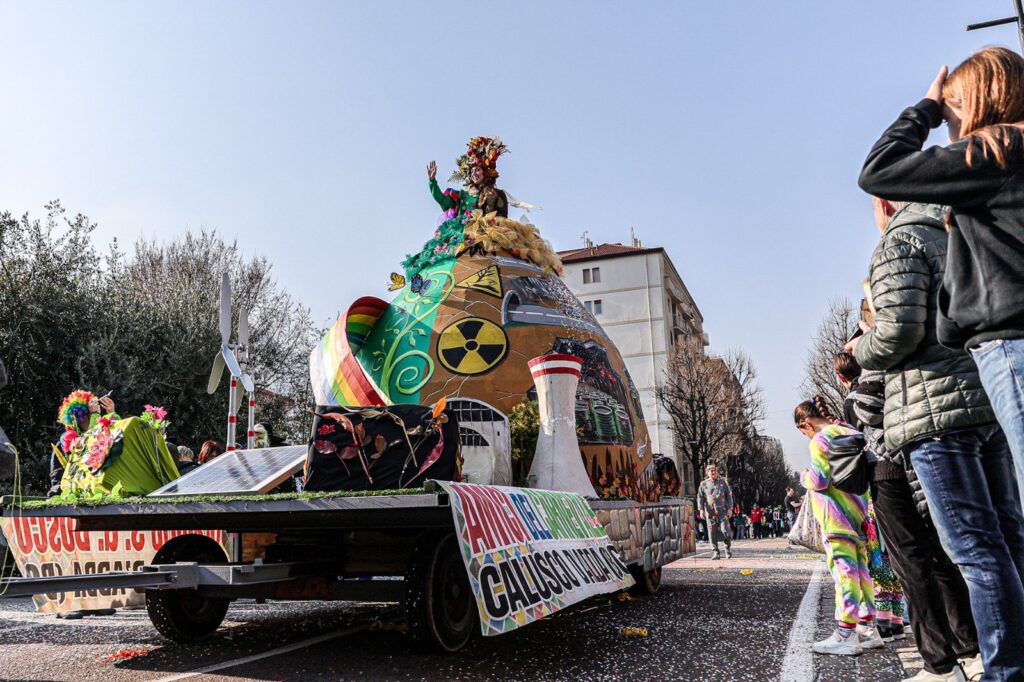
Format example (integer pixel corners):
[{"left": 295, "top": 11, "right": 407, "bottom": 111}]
[
  {"left": 926, "top": 65, "right": 948, "bottom": 106},
  {"left": 844, "top": 335, "right": 861, "bottom": 355},
  {"left": 99, "top": 396, "right": 115, "bottom": 414},
  {"left": 427, "top": 160, "right": 437, "bottom": 181}
]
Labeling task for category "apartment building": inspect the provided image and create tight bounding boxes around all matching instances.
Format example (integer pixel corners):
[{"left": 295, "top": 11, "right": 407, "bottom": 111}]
[{"left": 558, "top": 239, "right": 706, "bottom": 487}]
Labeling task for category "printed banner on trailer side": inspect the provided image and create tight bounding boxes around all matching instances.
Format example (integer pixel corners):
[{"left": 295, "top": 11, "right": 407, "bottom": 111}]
[
  {"left": 0, "top": 516, "right": 230, "bottom": 613},
  {"left": 434, "top": 481, "right": 634, "bottom": 636}
]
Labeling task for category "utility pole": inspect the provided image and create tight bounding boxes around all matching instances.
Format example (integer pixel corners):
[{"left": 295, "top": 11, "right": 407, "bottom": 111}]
[{"left": 967, "top": 1, "right": 1024, "bottom": 53}]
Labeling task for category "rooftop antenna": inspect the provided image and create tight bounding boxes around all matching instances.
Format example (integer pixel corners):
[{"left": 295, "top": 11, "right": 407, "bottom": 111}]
[
  {"left": 580, "top": 230, "right": 593, "bottom": 248},
  {"left": 630, "top": 226, "right": 642, "bottom": 248},
  {"left": 966, "top": 1, "right": 1024, "bottom": 53},
  {"left": 207, "top": 273, "right": 256, "bottom": 451}
]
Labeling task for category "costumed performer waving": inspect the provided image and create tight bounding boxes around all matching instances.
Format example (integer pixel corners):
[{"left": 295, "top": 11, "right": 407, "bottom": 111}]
[{"left": 401, "top": 136, "right": 546, "bottom": 277}]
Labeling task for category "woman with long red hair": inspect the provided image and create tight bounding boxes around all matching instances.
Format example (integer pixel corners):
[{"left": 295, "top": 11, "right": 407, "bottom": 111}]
[
  {"left": 859, "top": 47, "right": 1024, "bottom": 680},
  {"left": 198, "top": 440, "right": 225, "bottom": 465}
]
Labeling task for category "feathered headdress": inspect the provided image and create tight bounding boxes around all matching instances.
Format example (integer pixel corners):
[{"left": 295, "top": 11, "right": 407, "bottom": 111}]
[
  {"left": 58, "top": 390, "right": 96, "bottom": 433},
  {"left": 449, "top": 136, "right": 509, "bottom": 185}
]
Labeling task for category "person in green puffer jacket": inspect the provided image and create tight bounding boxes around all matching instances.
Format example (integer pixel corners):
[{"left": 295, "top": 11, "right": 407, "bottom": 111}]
[
  {"left": 851, "top": 202, "right": 992, "bottom": 448},
  {"left": 847, "top": 200, "right": 998, "bottom": 680}
]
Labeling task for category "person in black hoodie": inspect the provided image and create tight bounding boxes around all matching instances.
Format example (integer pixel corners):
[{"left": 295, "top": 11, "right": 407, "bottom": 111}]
[
  {"left": 858, "top": 48, "right": 1024, "bottom": 520},
  {"left": 858, "top": 48, "right": 1024, "bottom": 680}
]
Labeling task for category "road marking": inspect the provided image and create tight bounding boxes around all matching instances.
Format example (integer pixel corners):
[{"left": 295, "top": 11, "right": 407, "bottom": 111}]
[
  {"left": 151, "top": 622, "right": 370, "bottom": 682},
  {"left": 779, "top": 562, "right": 824, "bottom": 682}
]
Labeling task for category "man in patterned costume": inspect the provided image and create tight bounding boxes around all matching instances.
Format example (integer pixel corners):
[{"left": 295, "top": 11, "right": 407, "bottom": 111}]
[{"left": 698, "top": 464, "right": 734, "bottom": 560}]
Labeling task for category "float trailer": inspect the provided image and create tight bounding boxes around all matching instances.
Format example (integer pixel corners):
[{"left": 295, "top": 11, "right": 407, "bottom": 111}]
[{"left": 0, "top": 488, "right": 692, "bottom": 653}]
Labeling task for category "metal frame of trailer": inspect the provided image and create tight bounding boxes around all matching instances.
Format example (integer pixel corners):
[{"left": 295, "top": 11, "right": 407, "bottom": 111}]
[{"left": 0, "top": 491, "right": 688, "bottom": 653}]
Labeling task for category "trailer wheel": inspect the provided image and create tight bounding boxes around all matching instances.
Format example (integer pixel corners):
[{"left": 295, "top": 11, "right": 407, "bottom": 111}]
[
  {"left": 628, "top": 563, "right": 662, "bottom": 596},
  {"left": 146, "top": 536, "right": 230, "bottom": 643},
  {"left": 404, "top": 533, "right": 477, "bottom": 653}
]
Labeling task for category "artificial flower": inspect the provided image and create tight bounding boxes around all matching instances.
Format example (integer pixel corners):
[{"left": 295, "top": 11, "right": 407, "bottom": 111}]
[
  {"left": 61, "top": 428, "right": 78, "bottom": 454},
  {"left": 85, "top": 429, "right": 114, "bottom": 472}
]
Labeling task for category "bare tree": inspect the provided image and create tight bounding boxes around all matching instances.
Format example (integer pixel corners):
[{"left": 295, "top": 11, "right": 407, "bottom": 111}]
[
  {"left": 800, "top": 297, "right": 858, "bottom": 418},
  {"left": 740, "top": 437, "right": 795, "bottom": 508},
  {"left": 657, "top": 337, "right": 765, "bottom": 494}
]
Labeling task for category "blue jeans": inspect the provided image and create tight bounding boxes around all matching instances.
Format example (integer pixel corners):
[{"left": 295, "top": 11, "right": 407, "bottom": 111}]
[
  {"left": 972, "top": 337, "right": 1024, "bottom": 519},
  {"left": 908, "top": 426, "right": 1024, "bottom": 681}
]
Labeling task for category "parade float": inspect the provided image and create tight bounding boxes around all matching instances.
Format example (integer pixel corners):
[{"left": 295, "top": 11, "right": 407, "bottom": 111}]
[{"left": 0, "top": 137, "right": 693, "bottom": 653}]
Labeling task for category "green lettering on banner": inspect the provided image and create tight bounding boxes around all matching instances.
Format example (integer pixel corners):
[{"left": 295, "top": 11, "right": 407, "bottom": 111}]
[
  {"left": 568, "top": 496, "right": 607, "bottom": 539},
  {"left": 531, "top": 489, "right": 588, "bottom": 540},
  {"left": 523, "top": 490, "right": 568, "bottom": 539}
]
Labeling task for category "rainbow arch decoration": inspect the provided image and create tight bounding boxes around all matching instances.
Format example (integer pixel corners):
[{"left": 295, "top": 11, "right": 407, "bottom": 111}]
[{"left": 310, "top": 296, "right": 389, "bottom": 407}]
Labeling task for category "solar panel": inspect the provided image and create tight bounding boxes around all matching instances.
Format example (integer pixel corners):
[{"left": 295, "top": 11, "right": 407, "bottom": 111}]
[{"left": 149, "top": 445, "right": 307, "bottom": 497}]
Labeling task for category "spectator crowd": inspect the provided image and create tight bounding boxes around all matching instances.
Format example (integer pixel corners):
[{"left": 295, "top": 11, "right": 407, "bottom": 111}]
[{"left": 789, "top": 47, "right": 1024, "bottom": 682}]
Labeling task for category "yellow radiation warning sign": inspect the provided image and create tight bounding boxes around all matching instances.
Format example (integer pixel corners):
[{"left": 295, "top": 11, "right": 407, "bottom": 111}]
[
  {"left": 437, "top": 317, "right": 509, "bottom": 375},
  {"left": 456, "top": 265, "right": 502, "bottom": 298}
]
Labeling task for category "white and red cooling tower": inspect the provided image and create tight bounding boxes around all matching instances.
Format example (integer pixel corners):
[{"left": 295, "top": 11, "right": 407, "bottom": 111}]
[{"left": 526, "top": 353, "right": 596, "bottom": 496}]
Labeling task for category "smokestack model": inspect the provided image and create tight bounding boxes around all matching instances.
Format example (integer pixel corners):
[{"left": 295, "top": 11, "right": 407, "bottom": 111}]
[{"left": 527, "top": 353, "right": 595, "bottom": 496}]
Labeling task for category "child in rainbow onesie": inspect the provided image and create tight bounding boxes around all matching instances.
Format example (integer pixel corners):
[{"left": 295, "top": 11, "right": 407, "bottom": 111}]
[{"left": 796, "top": 396, "right": 881, "bottom": 656}]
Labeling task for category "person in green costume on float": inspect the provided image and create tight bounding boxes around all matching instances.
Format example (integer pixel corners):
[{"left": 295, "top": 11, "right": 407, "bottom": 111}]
[
  {"left": 402, "top": 136, "right": 511, "bottom": 277},
  {"left": 56, "top": 389, "right": 179, "bottom": 498}
]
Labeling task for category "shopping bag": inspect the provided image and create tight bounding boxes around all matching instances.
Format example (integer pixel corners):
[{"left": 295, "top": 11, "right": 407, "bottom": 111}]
[{"left": 787, "top": 500, "right": 824, "bottom": 554}]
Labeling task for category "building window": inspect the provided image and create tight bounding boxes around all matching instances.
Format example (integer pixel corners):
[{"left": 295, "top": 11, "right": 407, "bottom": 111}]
[
  {"left": 584, "top": 300, "right": 592, "bottom": 313},
  {"left": 591, "top": 299, "right": 602, "bottom": 315},
  {"left": 582, "top": 267, "right": 601, "bottom": 284},
  {"left": 583, "top": 269, "right": 591, "bottom": 284},
  {"left": 591, "top": 267, "right": 601, "bottom": 283}
]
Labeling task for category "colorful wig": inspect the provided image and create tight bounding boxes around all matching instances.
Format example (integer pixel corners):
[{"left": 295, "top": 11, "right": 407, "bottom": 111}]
[{"left": 57, "top": 390, "right": 96, "bottom": 433}]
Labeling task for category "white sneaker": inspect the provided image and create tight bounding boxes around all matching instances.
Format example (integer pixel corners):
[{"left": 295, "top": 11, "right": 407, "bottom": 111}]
[
  {"left": 812, "top": 629, "right": 862, "bottom": 656},
  {"left": 711, "top": 550, "right": 721, "bottom": 560},
  {"left": 902, "top": 667, "right": 966, "bottom": 682},
  {"left": 725, "top": 548, "right": 733, "bottom": 559},
  {"left": 857, "top": 623, "right": 885, "bottom": 650},
  {"left": 959, "top": 655, "right": 983, "bottom": 681}
]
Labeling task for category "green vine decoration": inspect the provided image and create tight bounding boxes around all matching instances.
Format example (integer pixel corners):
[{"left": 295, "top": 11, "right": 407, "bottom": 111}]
[{"left": 370, "top": 271, "right": 454, "bottom": 397}]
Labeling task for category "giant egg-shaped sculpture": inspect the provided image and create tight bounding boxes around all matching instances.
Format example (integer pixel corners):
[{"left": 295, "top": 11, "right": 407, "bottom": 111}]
[{"left": 311, "top": 247, "right": 660, "bottom": 502}]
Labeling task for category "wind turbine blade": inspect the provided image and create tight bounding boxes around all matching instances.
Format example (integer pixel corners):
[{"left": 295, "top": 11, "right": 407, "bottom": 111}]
[
  {"left": 207, "top": 353, "right": 226, "bottom": 394},
  {"left": 222, "top": 345, "right": 243, "bottom": 378},
  {"left": 240, "top": 372, "right": 255, "bottom": 394},
  {"left": 219, "top": 273, "right": 231, "bottom": 344},
  {"left": 233, "top": 388, "right": 246, "bottom": 414},
  {"left": 238, "top": 307, "right": 250, "bottom": 350}
]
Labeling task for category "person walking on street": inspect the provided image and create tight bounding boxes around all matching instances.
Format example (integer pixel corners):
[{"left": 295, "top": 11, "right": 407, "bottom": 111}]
[
  {"left": 698, "top": 464, "right": 734, "bottom": 560},
  {"left": 785, "top": 487, "right": 802, "bottom": 528}
]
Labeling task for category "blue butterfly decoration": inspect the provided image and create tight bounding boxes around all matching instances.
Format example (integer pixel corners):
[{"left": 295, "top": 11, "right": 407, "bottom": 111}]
[{"left": 411, "top": 274, "right": 433, "bottom": 294}]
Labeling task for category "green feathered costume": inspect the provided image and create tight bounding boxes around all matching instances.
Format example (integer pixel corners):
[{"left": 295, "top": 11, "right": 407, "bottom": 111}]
[{"left": 61, "top": 416, "right": 179, "bottom": 496}]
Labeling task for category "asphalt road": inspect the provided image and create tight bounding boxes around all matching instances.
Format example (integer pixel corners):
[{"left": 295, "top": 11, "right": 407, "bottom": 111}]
[{"left": 0, "top": 538, "right": 922, "bottom": 681}]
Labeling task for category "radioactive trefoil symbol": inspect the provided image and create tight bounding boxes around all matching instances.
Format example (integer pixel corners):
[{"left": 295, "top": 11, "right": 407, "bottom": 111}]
[{"left": 437, "top": 317, "right": 509, "bottom": 375}]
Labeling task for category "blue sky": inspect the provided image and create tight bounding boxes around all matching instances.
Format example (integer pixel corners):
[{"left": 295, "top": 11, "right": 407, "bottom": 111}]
[{"left": 1, "top": 2, "right": 1019, "bottom": 470}]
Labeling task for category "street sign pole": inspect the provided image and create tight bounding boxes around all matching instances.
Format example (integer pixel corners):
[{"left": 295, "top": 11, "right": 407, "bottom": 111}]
[{"left": 966, "top": 1, "right": 1024, "bottom": 53}]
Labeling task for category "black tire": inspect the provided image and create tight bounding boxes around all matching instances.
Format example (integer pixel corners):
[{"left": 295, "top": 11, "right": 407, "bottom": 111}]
[
  {"left": 628, "top": 563, "right": 662, "bottom": 596},
  {"left": 146, "top": 536, "right": 230, "bottom": 643},
  {"left": 404, "top": 532, "right": 477, "bottom": 653}
]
